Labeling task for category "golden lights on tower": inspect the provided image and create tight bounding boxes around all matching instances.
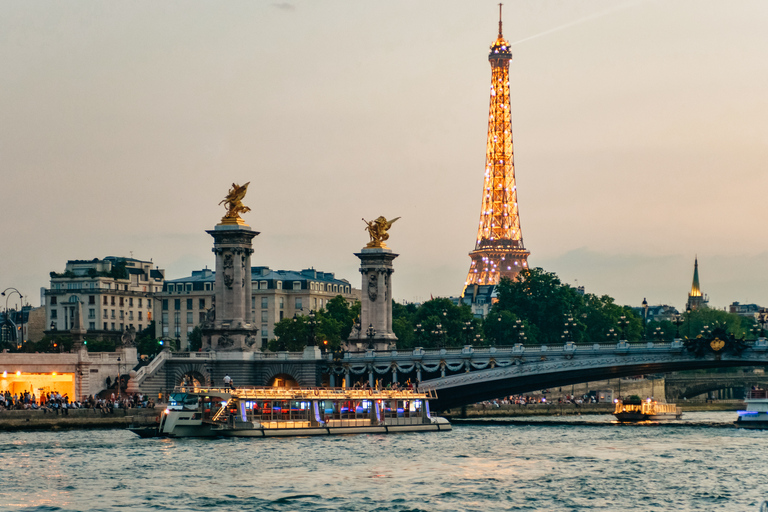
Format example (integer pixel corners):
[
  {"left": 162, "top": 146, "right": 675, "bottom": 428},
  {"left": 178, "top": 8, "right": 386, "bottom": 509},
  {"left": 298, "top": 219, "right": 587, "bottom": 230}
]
[{"left": 464, "top": 4, "right": 530, "bottom": 292}]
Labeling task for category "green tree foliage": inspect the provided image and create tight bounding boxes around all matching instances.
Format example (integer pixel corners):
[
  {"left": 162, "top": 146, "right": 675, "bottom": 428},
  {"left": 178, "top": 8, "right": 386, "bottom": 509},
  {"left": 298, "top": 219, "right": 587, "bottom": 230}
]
[
  {"left": 135, "top": 321, "right": 164, "bottom": 357},
  {"left": 393, "top": 298, "right": 477, "bottom": 349},
  {"left": 680, "top": 308, "right": 753, "bottom": 340},
  {"left": 493, "top": 267, "right": 642, "bottom": 344},
  {"left": 187, "top": 325, "right": 203, "bottom": 352},
  {"left": 268, "top": 297, "right": 361, "bottom": 352},
  {"left": 269, "top": 315, "right": 310, "bottom": 351}
]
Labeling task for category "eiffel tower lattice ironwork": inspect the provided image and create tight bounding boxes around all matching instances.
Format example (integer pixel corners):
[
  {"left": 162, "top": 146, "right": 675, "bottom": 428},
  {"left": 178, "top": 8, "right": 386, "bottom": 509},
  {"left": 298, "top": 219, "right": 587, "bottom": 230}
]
[{"left": 464, "top": 4, "right": 530, "bottom": 293}]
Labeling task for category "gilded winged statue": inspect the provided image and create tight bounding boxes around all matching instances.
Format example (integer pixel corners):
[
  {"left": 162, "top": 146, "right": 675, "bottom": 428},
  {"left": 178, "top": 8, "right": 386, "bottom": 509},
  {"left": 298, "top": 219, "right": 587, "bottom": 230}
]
[
  {"left": 363, "top": 216, "right": 400, "bottom": 249},
  {"left": 219, "top": 182, "right": 251, "bottom": 224}
]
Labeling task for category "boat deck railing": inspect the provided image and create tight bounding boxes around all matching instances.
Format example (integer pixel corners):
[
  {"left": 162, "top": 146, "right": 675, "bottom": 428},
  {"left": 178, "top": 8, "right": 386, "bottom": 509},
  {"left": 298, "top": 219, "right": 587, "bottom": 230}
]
[
  {"left": 175, "top": 386, "right": 436, "bottom": 401},
  {"left": 746, "top": 389, "right": 768, "bottom": 400}
]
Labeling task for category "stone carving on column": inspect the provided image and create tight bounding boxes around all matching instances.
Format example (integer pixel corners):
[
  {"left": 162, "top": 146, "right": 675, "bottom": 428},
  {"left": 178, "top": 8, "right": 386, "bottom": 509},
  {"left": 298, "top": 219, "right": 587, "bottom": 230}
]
[{"left": 368, "top": 274, "right": 378, "bottom": 301}]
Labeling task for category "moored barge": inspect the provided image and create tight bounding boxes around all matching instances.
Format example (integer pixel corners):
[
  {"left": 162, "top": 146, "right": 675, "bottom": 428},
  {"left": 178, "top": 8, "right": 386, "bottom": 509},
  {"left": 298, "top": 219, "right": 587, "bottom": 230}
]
[{"left": 735, "top": 389, "right": 768, "bottom": 429}]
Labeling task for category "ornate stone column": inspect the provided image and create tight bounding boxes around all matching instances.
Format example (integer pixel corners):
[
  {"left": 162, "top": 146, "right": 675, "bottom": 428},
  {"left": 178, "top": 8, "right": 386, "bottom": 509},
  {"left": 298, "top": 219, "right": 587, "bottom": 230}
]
[
  {"left": 201, "top": 183, "right": 260, "bottom": 352},
  {"left": 355, "top": 248, "right": 398, "bottom": 350}
]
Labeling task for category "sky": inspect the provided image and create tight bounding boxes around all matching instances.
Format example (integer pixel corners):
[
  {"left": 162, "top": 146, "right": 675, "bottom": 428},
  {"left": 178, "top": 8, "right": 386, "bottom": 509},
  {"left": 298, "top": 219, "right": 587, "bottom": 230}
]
[{"left": 2, "top": 0, "right": 768, "bottom": 312}]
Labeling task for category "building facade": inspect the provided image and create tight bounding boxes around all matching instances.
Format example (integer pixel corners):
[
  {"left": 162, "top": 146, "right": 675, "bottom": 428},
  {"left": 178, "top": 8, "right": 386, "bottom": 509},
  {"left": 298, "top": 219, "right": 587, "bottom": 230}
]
[
  {"left": 45, "top": 257, "right": 165, "bottom": 338},
  {"left": 154, "top": 266, "right": 360, "bottom": 350}
]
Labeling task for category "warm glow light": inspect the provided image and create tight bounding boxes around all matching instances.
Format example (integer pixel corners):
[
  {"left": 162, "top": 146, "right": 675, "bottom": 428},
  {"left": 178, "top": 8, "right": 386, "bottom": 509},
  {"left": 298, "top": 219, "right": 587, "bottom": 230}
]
[
  {"left": 52, "top": 372, "right": 57, "bottom": 376},
  {"left": 16, "top": 371, "right": 21, "bottom": 376}
]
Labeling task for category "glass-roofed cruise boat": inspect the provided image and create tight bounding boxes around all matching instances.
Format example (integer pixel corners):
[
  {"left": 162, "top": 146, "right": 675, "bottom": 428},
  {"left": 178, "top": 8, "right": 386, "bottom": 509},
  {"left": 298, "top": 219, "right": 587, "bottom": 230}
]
[{"left": 131, "top": 386, "right": 451, "bottom": 438}]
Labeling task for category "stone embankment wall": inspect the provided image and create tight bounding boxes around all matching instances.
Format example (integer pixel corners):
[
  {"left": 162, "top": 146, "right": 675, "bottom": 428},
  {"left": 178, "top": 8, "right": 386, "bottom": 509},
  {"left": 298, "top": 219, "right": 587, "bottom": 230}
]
[
  {"left": 448, "top": 401, "right": 742, "bottom": 418},
  {"left": 0, "top": 407, "right": 160, "bottom": 432}
]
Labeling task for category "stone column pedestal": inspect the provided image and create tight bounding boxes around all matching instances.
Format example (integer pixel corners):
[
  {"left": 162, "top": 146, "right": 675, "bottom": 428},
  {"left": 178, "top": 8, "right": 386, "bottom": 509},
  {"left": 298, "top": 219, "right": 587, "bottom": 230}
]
[
  {"left": 355, "top": 248, "right": 398, "bottom": 350},
  {"left": 203, "top": 224, "right": 260, "bottom": 351}
]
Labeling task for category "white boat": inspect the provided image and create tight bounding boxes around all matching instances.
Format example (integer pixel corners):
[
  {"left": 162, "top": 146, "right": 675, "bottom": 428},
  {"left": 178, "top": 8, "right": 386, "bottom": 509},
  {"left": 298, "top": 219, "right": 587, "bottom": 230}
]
[
  {"left": 735, "top": 389, "right": 768, "bottom": 429},
  {"left": 613, "top": 396, "right": 682, "bottom": 422},
  {"left": 131, "top": 386, "right": 451, "bottom": 438}
]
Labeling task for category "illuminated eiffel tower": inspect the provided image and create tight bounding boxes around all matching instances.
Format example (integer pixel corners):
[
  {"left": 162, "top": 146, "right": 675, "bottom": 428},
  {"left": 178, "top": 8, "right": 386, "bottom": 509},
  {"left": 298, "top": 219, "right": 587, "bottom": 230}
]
[{"left": 464, "top": 5, "right": 530, "bottom": 294}]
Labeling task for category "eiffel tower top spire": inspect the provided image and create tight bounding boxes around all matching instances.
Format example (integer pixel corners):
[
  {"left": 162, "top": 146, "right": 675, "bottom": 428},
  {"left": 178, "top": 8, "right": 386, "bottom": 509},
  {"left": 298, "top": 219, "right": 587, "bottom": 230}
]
[{"left": 463, "top": 7, "right": 530, "bottom": 293}]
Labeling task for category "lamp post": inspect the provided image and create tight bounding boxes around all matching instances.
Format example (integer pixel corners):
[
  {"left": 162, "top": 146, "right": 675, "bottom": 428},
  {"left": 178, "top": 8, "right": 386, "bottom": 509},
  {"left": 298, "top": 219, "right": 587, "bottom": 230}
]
[
  {"left": 607, "top": 328, "right": 618, "bottom": 342},
  {"left": 641, "top": 298, "right": 648, "bottom": 341},
  {"left": 432, "top": 323, "right": 446, "bottom": 349},
  {"left": 414, "top": 323, "right": 424, "bottom": 346},
  {"left": 307, "top": 310, "right": 316, "bottom": 347},
  {"left": 462, "top": 321, "right": 474, "bottom": 345},
  {"left": 116, "top": 356, "right": 122, "bottom": 400},
  {"left": 757, "top": 311, "right": 768, "bottom": 338},
  {"left": 366, "top": 323, "right": 376, "bottom": 350},
  {"left": 562, "top": 315, "right": 575, "bottom": 343},
  {"left": 618, "top": 315, "right": 630, "bottom": 341},
  {"left": 672, "top": 314, "right": 684, "bottom": 339},
  {"left": 653, "top": 326, "right": 664, "bottom": 342},
  {"left": 2, "top": 288, "right": 23, "bottom": 351}
]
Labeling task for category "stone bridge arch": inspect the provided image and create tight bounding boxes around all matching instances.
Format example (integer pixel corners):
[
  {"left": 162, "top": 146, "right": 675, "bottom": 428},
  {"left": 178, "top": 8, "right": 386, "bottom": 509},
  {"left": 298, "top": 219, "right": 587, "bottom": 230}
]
[
  {"left": 259, "top": 363, "right": 312, "bottom": 387},
  {"left": 168, "top": 363, "right": 211, "bottom": 387}
]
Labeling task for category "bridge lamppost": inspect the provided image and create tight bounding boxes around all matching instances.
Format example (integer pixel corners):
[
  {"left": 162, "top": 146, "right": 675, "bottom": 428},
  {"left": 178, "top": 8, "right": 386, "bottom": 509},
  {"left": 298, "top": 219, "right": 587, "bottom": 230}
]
[
  {"left": 307, "top": 310, "right": 316, "bottom": 347},
  {"left": 653, "top": 326, "right": 664, "bottom": 342},
  {"left": 618, "top": 315, "right": 630, "bottom": 341},
  {"left": 462, "top": 321, "right": 474, "bottom": 345},
  {"left": 672, "top": 314, "right": 684, "bottom": 340},
  {"left": 432, "top": 323, "right": 446, "bottom": 349},
  {"left": 414, "top": 323, "right": 425, "bottom": 346},
  {"left": 474, "top": 333, "right": 483, "bottom": 346},
  {"left": 757, "top": 311, "right": 768, "bottom": 338},
  {"left": 606, "top": 328, "right": 618, "bottom": 343},
  {"left": 562, "top": 315, "right": 575, "bottom": 343}
]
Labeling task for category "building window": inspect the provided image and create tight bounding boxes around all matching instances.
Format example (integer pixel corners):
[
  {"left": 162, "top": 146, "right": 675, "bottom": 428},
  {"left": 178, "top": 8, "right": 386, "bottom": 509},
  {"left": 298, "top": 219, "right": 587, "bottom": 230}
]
[
  {"left": 187, "top": 312, "right": 193, "bottom": 324},
  {"left": 186, "top": 298, "right": 193, "bottom": 310},
  {"left": 111, "top": 310, "right": 115, "bottom": 319},
  {"left": 162, "top": 299, "right": 168, "bottom": 311},
  {"left": 252, "top": 297, "right": 256, "bottom": 311},
  {"left": 138, "top": 324, "right": 142, "bottom": 331},
  {"left": 279, "top": 297, "right": 284, "bottom": 310},
  {"left": 293, "top": 282, "right": 301, "bottom": 290},
  {"left": 138, "top": 311, "right": 143, "bottom": 320},
  {"left": 295, "top": 298, "right": 302, "bottom": 310},
  {"left": 103, "top": 309, "right": 107, "bottom": 317},
  {"left": 174, "top": 299, "right": 181, "bottom": 310},
  {"left": 51, "top": 296, "right": 57, "bottom": 305},
  {"left": 138, "top": 298, "right": 143, "bottom": 307},
  {"left": 199, "top": 298, "right": 205, "bottom": 309},
  {"left": 147, "top": 299, "right": 152, "bottom": 309},
  {"left": 276, "top": 281, "right": 282, "bottom": 290},
  {"left": 205, "top": 283, "right": 211, "bottom": 291},
  {"left": 199, "top": 312, "right": 206, "bottom": 324},
  {"left": 259, "top": 281, "right": 268, "bottom": 290},
  {"left": 162, "top": 312, "right": 168, "bottom": 327},
  {"left": 261, "top": 297, "right": 268, "bottom": 309},
  {"left": 168, "top": 284, "right": 174, "bottom": 292},
  {"left": 119, "top": 310, "right": 124, "bottom": 319},
  {"left": 129, "top": 311, "right": 134, "bottom": 320},
  {"left": 279, "top": 311, "right": 284, "bottom": 321},
  {"left": 88, "top": 296, "right": 95, "bottom": 305},
  {"left": 103, "top": 322, "right": 108, "bottom": 330},
  {"left": 102, "top": 296, "right": 107, "bottom": 305},
  {"left": 89, "top": 322, "right": 95, "bottom": 330},
  {"left": 261, "top": 328, "right": 269, "bottom": 338},
  {"left": 111, "top": 296, "right": 115, "bottom": 306},
  {"left": 163, "top": 324, "right": 169, "bottom": 336},
  {"left": 51, "top": 310, "right": 58, "bottom": 319},
  {"left": 261, "top": 311, "right": 268, "bottom": 322},
  {"left": 313, "top": 298, "right": 317, "bottom": 310},
  {"left": 185, "top": 284, "right": 192, "bottom": 292},
  {"left": 88, "top": 309, "right": 95, "bottom": 319},
  {"left": 174, "top": 311, "right": 180, "bottom": 327},
  {"left": 129, "top": 298, "right": 133, "bottom": 307},
  {"left": 175, "top": 325, "right": 181, "bottom": 337},
  {"left": 111, "top": 322, "right": 115, "bottom": 331},
  {"left": 119, "top": 297, "right": 124, "bottom": 306}
]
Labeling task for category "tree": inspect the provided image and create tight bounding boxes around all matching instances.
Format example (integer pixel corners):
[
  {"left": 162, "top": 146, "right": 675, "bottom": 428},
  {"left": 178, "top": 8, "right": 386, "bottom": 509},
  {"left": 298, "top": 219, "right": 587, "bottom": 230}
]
[
  {"left": 681, "top": 308, "right": 752, "bottom": 340},
  {"left": 136, "top": 321, "right": 164, "bottom": 357},
  {"left": 187, "top": 325, "right": 203, "bottom": 352},
  {"left": 269, "top": 315, "right": 310, "bottom": 351}
]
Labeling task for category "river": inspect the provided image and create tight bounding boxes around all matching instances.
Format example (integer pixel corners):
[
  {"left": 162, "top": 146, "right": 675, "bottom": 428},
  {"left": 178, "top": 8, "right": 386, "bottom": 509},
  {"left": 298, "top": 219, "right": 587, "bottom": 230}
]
[{"left": 1, "top": 411, "right": 765, "bottom": 511}]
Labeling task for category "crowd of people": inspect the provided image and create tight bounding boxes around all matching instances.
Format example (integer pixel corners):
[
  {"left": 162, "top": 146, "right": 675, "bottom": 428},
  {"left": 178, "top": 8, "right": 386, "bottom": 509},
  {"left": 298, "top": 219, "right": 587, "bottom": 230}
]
[
  {"left": 478, "top": 393, "right": 604, "bottom": 408},
  {"left": 0, "top": 390, "right": 155, "bottom": 413}
]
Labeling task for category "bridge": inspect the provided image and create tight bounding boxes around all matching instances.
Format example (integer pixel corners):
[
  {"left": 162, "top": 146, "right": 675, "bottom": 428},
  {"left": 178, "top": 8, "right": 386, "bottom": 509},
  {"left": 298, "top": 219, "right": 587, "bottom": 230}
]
[
  {"left": 664, "top": 371, "right": 768, "bottom": 400},
  {"left": 135, "top": 336, "right": 768, "bottom": 410}
]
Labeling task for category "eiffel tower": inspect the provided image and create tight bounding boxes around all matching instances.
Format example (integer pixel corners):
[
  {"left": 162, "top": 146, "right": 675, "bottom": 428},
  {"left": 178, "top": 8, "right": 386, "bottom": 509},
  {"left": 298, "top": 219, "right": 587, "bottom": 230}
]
[{"left": 464, "top": 5, "right": 530, "bottom": 295}]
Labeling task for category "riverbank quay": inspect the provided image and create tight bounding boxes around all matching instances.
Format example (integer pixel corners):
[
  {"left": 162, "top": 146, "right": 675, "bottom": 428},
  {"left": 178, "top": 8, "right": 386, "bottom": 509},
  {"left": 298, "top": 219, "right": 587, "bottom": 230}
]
[
  {"left": 446, "top": 400, "right": 743, "bottom": 418},
  {"left": 0, "top": 406, "right": 160, "bottom": 431}
]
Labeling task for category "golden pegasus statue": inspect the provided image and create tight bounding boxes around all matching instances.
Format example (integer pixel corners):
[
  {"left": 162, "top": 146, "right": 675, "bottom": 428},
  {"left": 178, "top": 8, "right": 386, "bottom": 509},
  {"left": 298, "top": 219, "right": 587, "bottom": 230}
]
[
  {"left": 219, "top": 182, "right": 251, "bottom": 225},
  {"left": 363, "top": 216, "right": 400, "bottom": 249}
]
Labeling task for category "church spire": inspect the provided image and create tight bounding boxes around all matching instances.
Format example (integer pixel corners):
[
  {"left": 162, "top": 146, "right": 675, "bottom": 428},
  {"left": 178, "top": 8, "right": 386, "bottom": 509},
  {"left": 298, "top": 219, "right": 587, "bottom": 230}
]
[{"left": 686, "top": 256, "right": 706, "bottom": 311}]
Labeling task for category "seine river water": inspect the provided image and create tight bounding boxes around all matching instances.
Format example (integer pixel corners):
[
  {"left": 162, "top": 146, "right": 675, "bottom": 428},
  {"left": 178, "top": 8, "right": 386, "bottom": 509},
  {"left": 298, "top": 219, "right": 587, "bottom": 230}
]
[{"left": 1, "top": 411, "right": 766, "bottom": 511}]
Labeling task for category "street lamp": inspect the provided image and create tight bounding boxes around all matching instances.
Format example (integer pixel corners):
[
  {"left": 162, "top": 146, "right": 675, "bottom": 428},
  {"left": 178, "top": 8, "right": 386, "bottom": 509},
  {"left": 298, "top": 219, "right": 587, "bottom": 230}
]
[
  {"left": 366, "top": 323, "right": 376, "bottom": 350},
  {"left": 653, "top": 326, "right": 664, "bottom": 342},
  {"left": 757, "top": 311, "right": 768, "bottom": 338},
  {"left": 562, "top": 315, "right": 575, "bottom": 342},
  {"left": 672, "top": 314, "right": 684, "bottom": 339},
  {"left": 2, "top": 288, "right": 23, "bottom": 351},
  {"left": 307, "top": 310, "right": 316, "bottom": 347},
  {"left": 641, "top": 298, "right": 648, "bottom": 341},
  {"left": 462, "top": 321, "right": 474, "bottom": 345},
  {"left": 413, "top": 323, "right": 424, "bottom": 345},
  {"left": 432, "top": 323, "right": 446, "bottom": 349},
  {"left": 606, "top": 328, "right": 618, "bottom": 342},
  {"left": 618, "top": 315, "right": 630, "bottom": 341}
]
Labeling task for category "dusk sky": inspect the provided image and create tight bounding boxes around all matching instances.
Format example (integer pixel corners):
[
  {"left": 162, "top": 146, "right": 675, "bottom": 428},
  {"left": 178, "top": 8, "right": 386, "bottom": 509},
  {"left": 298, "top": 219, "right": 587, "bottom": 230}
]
[{"left": 2, "top": 1, "right": 768, "bottom": 312}]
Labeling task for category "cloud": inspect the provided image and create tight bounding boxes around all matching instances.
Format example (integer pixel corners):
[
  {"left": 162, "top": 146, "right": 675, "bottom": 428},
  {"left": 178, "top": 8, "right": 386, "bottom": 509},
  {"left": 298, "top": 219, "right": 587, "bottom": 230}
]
[{"left": 271, "top": 3, "right": 296, "bottom": 11}]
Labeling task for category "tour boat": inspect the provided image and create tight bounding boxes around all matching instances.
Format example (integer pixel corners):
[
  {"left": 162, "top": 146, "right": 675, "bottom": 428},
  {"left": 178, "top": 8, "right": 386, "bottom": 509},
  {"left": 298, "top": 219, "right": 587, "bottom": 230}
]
[
  {"left": 130, "top": 386, "right": 451, "bottom": 438},
  {"left": 613, "top": 396, "right": 682, "bottom": 422},
  {"left": 735, "top": 389, "right": 768, "bottom": 429}
]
